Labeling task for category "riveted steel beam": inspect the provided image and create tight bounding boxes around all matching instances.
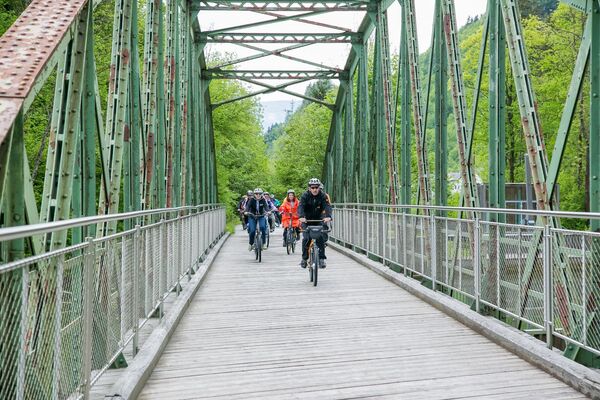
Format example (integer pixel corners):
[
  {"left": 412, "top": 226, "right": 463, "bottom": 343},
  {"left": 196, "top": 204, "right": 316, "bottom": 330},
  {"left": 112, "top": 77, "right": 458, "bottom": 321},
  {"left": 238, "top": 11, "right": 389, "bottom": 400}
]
[
  {"left": 237, "top": 77, "right": 336, "bottom": 109},
  {"left": 192, "top": 0, "right": 370, "bottom": 11},
  {"left": 205, "top": 70, "right": 341, "bottom": 79},
  {"left": 212, "top": 78, "right": 313, "bottom": 108},
  {"left": 200, "top": 32, "right": 359, "bottom": 43}
]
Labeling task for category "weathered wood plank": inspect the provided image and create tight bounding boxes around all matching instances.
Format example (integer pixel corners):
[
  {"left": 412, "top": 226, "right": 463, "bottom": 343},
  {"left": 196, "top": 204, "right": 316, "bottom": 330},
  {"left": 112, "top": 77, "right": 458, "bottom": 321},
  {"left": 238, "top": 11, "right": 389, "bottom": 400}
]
[{"left": 138, "top": 227, "right": 588, "bottom": 399}]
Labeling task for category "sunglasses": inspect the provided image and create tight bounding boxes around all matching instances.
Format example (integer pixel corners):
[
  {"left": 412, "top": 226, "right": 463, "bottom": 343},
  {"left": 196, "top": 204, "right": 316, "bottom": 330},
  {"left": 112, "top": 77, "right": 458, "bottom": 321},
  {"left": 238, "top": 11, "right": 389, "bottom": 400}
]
[{"left": 310, "top": 186, "right": 320, "bottom": 189}]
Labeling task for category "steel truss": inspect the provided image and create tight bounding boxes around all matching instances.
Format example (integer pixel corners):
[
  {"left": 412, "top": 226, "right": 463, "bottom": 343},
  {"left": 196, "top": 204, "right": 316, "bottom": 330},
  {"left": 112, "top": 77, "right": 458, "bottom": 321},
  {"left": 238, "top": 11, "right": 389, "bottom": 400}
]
[
  {"left": 321, "top": 0, "right": 600, "bottom": 366},
  {"left": 0, "top": 0, "right": 217, "bottom": 248},
  {"left": 1, "top": 0, "right": 600, "bottom": 378}
]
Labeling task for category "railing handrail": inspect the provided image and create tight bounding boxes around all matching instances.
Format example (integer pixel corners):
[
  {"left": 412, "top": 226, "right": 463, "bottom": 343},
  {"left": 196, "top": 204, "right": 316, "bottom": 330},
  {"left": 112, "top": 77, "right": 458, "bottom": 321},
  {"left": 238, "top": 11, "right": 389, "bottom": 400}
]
[
  {"left": 0, "top": 204, "right": 224, "bottom": 242},
  {"left": 332, "top": 203, "right": 600, "bottom": 221}
]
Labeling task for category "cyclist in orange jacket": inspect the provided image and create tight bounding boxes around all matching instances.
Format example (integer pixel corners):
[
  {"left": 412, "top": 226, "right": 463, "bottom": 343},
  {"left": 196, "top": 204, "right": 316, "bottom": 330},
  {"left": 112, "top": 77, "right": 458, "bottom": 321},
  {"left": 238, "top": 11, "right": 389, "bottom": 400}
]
[{"left": 279, "top": 189, "right": 301, "bottom": 246}]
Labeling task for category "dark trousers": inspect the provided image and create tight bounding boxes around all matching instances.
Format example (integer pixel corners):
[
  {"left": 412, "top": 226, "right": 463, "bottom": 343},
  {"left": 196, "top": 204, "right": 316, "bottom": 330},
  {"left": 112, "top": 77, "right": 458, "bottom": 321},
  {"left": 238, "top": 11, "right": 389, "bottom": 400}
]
[
  {"left": 302, "top": 229, "right": 326, "bottom": 260},
  {"left": 283, "top": 227, "right": 300, "bottom": 241}
]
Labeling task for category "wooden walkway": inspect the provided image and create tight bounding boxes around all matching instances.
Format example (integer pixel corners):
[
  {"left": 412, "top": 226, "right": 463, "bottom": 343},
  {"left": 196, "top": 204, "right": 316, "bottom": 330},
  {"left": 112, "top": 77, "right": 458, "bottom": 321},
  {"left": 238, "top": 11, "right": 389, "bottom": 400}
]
[{"left": 138, "top": 227, "right": 588, "bottom": 399}]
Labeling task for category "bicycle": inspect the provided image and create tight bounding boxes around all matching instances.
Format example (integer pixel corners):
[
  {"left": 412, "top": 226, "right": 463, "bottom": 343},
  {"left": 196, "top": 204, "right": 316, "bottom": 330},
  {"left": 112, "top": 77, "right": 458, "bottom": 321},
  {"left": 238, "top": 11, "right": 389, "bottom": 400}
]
[
  {"left": 284, "top": 212, "right": 298, "bottom": 255},
  {"left": 246, "top": 213, "right": 266, "bottom": 262},
  {"left": 303, "top": 220, "right": 330, "bottom": 287}
]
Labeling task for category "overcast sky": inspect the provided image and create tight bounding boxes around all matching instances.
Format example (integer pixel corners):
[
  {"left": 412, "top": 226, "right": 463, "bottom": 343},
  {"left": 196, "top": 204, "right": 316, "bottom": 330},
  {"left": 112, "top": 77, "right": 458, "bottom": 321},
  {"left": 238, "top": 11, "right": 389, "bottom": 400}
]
[{"left": 200, "top": 0, "right": 488, "bottom": 103}]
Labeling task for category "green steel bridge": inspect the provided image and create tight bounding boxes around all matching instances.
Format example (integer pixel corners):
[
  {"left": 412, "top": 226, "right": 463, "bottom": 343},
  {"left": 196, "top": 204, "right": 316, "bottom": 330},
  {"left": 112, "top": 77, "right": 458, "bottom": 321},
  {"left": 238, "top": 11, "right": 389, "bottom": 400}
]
[{"left": 1, "top": 0, "right": 600, "bottom": 398}]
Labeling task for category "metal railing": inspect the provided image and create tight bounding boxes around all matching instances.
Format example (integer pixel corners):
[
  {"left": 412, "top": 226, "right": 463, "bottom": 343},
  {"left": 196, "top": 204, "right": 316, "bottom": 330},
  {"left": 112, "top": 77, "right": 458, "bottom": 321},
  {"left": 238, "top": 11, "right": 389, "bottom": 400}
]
[
  {"left": 331, "top": 203, "right": 600, "bottom": 358},
  {"left": 0, "top": 205, "right": 226, "bottom": 400}
]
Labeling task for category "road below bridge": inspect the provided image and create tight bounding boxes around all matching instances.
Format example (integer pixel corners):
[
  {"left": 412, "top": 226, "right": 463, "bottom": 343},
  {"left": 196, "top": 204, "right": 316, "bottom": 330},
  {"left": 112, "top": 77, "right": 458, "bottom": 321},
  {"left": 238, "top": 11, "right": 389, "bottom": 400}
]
[{"left": 138, "top": 226, "right": 587, "bottom": 399}]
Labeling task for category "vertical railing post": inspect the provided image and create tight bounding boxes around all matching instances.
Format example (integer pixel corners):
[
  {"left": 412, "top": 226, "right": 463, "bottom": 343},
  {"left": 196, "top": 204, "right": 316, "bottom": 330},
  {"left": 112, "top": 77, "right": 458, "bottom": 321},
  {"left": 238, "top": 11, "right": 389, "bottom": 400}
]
[
  {"left": 132, "top": 225, "right": 141, "bottom": 355},
  {"left": 382, "top": 210, "right": 387, "bottom": 265},
  {"left": 82, "top": 237, "right": 95, "bottom": 399},
  {"left": 431, "top": 214, "right": 437, "bottom": 291},
  {"left": 543, "top": 224, "right": 553, "bottom": 349},
  {"left": 176, "top": 216, "right": 182, "bottom": 296},
  {"left": 16, "top": 267, "right": 30, "bottom": 400},
  {"left": 474, "top": 216, "right": 481, "bottom": 313},
  {"left": 159, "top": 219, "right": 166, "bottom": 317},
  {"left": 366, "top": 207, "right": 370, "bottom": 257},
  {"left": 52, "top": 255, "right": 65, "bottom": 399},
  {"left": 402, "top": 212, "right": 408, "bottom": 276}
]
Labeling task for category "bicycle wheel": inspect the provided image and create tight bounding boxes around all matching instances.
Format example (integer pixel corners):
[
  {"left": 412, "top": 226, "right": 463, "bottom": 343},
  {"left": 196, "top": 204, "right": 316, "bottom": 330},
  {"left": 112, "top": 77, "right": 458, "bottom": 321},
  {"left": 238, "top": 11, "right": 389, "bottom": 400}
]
[
  {"left": 312, "top": 245, "right": 318, "bottom": 287},
  {"left": 256, "top": 233, "right": 262, "bottom": 262},
  {"left": 286, "top": 229, "right": 293, "bottom": 255},
  {"left": 308, "top": 241, "right": 313, "bottom": 282},
  {"left": 266, "top": 229, "right": 270, "bottom": 249}
]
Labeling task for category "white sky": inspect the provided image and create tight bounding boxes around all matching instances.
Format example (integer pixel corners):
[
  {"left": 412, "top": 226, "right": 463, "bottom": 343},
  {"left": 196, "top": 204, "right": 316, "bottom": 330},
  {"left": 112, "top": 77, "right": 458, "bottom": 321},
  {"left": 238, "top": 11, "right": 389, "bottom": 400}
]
[{"left": 200, "top": 1, "right": 488, "bottom": 103}]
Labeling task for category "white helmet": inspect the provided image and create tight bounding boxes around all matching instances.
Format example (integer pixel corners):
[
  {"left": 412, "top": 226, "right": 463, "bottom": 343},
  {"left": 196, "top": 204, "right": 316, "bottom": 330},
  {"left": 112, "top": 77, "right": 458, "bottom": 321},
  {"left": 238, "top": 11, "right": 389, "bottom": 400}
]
[{"left": 308, "top": 178, "right": 321, "bottom": 187}]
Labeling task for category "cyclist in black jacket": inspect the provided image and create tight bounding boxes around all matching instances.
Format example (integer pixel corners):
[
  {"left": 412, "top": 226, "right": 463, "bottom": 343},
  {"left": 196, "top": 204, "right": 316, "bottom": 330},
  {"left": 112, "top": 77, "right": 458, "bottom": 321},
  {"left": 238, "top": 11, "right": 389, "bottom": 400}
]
[
  {"left": 298, "top": 178, "right": 332, "bottom": 268},
  {"left": 244, "top": 188, "right": 270, "bottom": 251}
]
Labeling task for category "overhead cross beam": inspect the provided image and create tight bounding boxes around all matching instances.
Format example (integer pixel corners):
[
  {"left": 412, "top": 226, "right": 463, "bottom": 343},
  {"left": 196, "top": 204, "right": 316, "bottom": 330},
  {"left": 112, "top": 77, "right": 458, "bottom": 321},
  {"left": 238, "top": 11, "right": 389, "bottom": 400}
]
[
  {"left": 234, "top": 43, "right": 343, "bottom": 71},
  {"left": 200, "top": 32, "right": 360, "bottom": 43},
  {"left": 238, "top": 77, "right": 335, "bottom": 109},
  {"left": 192, "top": 0, "right": 370, "bottom": 11},
  {"left": 204, "top": 69, "right": 341, "bottom": 79},
  {"left": 212, "top": 77, "right": 313, "bottom": 108}
]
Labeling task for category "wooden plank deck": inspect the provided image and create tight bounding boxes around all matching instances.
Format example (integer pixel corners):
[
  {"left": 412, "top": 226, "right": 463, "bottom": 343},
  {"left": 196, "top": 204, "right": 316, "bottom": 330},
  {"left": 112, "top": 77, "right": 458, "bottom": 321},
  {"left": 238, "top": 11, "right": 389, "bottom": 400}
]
[{"left": 138, "top": 226, "right": 588, "bottom": 399}]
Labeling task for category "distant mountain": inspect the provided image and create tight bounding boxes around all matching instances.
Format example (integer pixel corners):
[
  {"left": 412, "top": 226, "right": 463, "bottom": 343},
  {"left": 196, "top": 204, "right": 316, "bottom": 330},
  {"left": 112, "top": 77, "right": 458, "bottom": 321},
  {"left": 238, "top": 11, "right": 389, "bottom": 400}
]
[{"left": 261, "top": 100, "right": 297, "bottom": 132}]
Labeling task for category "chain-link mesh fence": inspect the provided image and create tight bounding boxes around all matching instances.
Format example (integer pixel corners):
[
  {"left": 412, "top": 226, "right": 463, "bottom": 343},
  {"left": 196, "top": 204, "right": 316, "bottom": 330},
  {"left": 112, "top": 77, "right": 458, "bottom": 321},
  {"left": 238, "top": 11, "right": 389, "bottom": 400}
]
[
  {"left": 0, "top": 205, "right": 225, "bottom": 399},
  {"left": 330, "top": 204, "right": 600, "bottom": 358}
]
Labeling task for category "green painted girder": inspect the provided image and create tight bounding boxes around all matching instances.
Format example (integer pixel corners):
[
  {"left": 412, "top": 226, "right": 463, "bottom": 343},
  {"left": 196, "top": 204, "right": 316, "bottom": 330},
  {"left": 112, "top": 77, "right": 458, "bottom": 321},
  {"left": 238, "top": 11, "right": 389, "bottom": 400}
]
[
  {"left": 237, "top": 77, "right": 336, "bottom": 109},
  {"left": 547, "top": 15, "right": 591, "bottom": 204},
  {"left": 192, "top": 0, "right": 371, "bottom": 11},
  {"left": 590, "top": 0, "right": 600, "bottom": 231},
  {"left": 562, "top": 0, "right": 593, "bottom": 12},
  {"left": 488, "top": 0, "right": 506, "bottom": 219},
  {"left": 204, "top": 70, "right": 342, "bottom": 80},
  {"left": 433, "top": 0, "right": 447, "bottom": 209},
  {"left": 39, "top": 6, "right": 90, "bottom": 250},
  {"left": 343, "top": 79, "right": 356, "bottom": 202},
  {"left": 203, "top": 10, "right": 331, "bottom": 34},
  {"left": 498, "top": 0, "right": 577, "bottom": 338},
  {"left": 166, "top": 0, "right": 182, "bottom": 208},
  {"left": 142, "top": 0, "right": 161, "bottom": 210},
  {"left": 98, "top": 0, "right": 133, "bottom": 235},
  {"left": 252, "top": 9, "right": 353, "bottom": 32},
  {"left": 399, "top": 17, "right": 411, "bottom": 207},
  {"left": 200, "top": 32, "right": 360, "bottom": 44},
  {"left": 232, "top": 43, "right": 343, "bottom": 72},
  {"left": 181, "top": 6, "right": 192, "bottom": 206},
  {"left": 404, "top": 0, "right": 432, "bottom": 209},
  {"left": 213, "top": 43, "right": 312, "bottom": 68},
  {"left": 442, "top": 0, "right": 479, "bottom": 211},
  {"left": 212, "top": 78, "right": 314, "bottom": 108}
]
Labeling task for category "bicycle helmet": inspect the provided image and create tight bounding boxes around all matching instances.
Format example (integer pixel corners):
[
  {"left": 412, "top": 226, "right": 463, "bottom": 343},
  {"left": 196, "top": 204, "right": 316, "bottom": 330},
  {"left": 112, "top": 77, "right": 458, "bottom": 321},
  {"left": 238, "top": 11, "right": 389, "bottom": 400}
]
[
  {"left": 246, "top": 190, "right": 253, "bottom": 196},
  {"left": 264, "top": 192, "right": 270, "bottom": 196},
  {"left": 253, "top": 188, "right": 263, "bottom": 194},
  {"left": 308, "top": 178, "right": 321, "bottom": 187},
  {"left": 287, "top": 189, "right": 295, "bottom": 194}
]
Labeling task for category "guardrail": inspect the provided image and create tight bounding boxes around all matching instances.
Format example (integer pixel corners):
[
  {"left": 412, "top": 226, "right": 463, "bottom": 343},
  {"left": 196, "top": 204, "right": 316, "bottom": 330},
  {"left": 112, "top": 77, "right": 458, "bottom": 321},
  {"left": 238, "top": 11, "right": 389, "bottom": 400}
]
[
  {"left": 0, "top": 204, "right": 226, "bottom": 400},
  {"left": 330, "top": 203, "right": 600, "bottom": 360}
]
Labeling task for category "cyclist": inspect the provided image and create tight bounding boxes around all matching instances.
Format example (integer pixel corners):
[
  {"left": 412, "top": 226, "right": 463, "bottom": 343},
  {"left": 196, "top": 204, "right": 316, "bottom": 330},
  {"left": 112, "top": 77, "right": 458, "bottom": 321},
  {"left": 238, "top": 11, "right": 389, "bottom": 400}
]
[
  {"left": 279, "top": 189, "right": 301, "bottom": 247},
  {"left": 237, "top": 190, "right": 253, "bottom": 230},
  {"left": 320, "top": 184, "right": 332, "bottom": 205},
  {"left": 298, "top": 178, "right": 332, "bottom": 268},
  {"left": 244, "top": 188, "right": 269, "bottom": 251},
  {"left": 263, "top": 192, "right": 279, "bottom": 232}
]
